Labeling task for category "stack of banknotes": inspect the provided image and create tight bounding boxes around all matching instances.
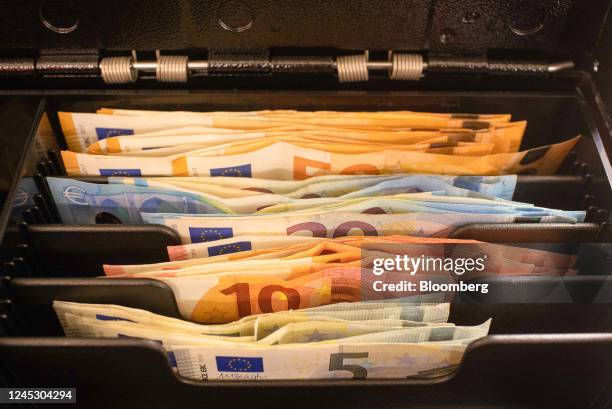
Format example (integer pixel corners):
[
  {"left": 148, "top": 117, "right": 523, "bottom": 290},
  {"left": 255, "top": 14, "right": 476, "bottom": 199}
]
[
  {"left": 59, "top": 109, "right": 578, "bottom": 177},
  {"left": 49, "top": 108, "right": 584, "bottom": 380},
  {"left": 50, "top": 108, "right": 583, "bottom": 241},
  {"left": 99, "top": 235, "right": 577, "bottom": 322},
  {"left": 54, "top": 234, "right": 581, "bottom": 380},
  {"left": 54, "top": 299, "right": 490, "bottom": 380}
]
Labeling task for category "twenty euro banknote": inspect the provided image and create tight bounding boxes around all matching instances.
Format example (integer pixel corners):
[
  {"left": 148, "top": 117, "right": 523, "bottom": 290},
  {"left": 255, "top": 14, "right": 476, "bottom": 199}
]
[{"left": 140, "top": 210, "right": 580, "bottom": 244}]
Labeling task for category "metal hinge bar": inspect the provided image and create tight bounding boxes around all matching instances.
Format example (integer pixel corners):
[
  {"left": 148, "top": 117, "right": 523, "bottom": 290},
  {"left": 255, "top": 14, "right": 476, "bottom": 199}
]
[{"left": 0, "top": 50, "right": 575, "bottom": 84}]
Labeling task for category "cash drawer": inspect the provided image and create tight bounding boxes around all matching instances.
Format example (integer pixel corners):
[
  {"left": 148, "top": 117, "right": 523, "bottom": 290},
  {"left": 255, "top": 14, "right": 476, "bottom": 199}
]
[
  {"left": 0, "top": 86, "right": 610, "bottom": 408},
  {"left": 1, "top": 0, "right": 612, "bottom": 407}
]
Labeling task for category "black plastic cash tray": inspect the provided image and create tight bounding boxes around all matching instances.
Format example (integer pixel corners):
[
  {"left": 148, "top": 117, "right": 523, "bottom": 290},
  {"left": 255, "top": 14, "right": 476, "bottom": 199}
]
[
  {"left": 1, "top": 224, "right": 181, "bottom": 276},
  {"left": 6, "top": 276, "right": 612, "bottom": 336},
  {"left": 2, "top": 334, "right": 612, "bottom": 409},
  {"left": 1, "top": 85, "right": 612, "bottom": 409}
]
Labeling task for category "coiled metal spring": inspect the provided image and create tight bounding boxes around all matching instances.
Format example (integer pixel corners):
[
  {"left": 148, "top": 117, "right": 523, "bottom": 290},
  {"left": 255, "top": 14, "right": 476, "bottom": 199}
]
[
  {"left": 336, "top": 53, "right": 369, "bottom": 83},
  {"left": 99, "top": 52, "right": 428, "bottom": 84},
  {"left": 99, "top": 57, "right": 137, "bottom": 84},
  {"left": 156, "top": 55, "right": 189, "bottom": 83},
  {"left": 390, "top": 53, "right": 424, "bottom": 80}
]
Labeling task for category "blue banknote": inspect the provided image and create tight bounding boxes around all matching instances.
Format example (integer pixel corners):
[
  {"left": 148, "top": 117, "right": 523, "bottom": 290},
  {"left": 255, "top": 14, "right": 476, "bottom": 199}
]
[
  {"left": 339, "top": 175, "right": 517, "bottom": 200},
  {"left": 10, "top": 177, "right": 40, "bottom": 222},
  {"left": 47, "top": 177, "right": 228, "bottom": 224}
]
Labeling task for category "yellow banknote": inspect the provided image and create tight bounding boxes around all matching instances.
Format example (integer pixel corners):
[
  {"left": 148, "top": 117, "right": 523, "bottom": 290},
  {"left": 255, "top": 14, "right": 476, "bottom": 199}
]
[{"left": 61, "top": 136, "right": 579, "bottom": 178}]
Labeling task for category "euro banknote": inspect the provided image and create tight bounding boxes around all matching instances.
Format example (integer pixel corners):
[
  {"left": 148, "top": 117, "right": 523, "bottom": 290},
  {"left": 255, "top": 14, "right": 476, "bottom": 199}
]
[
  {"left": 108, "top": 243, "right": 576, "bottom": 288},
  {"left": 96, "top": 234, "right": 577, "bottom": 330},
  {"left": 103, "top": 238, "right": 576, "bottom": 296},
  {"left": 49, "top": 177, "right": 579, "bottom": 227},
  {"left": 167, "top": 235, "right": 325, "bottom": 260},
  {"left": 159, "top": 241, "right": 572, "bottom": 278},
  {"left": 162, "top": 236, "right": 576, "bottom": 275},
  {"left": 86, "top": 128, "right": 521, "bottom": 155},
  {"left": 85, "top": 123, "right": 525, "bottom": 155},
  {"left": 53, "top": 299, "right": 490, "bottom": 380},
  {"left": 158, "top": 135, "right": 501, "bottom": 158},
  {"left": 98, "top": 107, "right": 511, "bottom": 123},
  {"left": 103, "top": 260, "right": 457, "bottom": 322},
  {"left": 47, "top": 177, "right": 229, "bottom": 224},
  {"left": 252, "top": 193, "right": 586, "bottom": 221},
  {"left": 141, "top": 210, "right": 580, "bottom": 244},
  {"left": 59, "top": 109, "right": 513, "bottom": 153},
  {"left": 11, "top": 177, "right": 40, "bottom": 222},
  {"left": 62, "top": 312, "right": 259, "bottom": 344},
  {"left": 98, "top": 138, "right": 499, "bottom": 158},
  {"left": 166, "top": 331, "right": 487, "bottom": 380},
  {"left": 54, "top": 299, "right": 449, "bottom": 339},
  {"left": 60, "top": 311, "right": 463, "bottom": 347},
  {"left": 252, "top": 314, "right": 451, "bottom": 341},
  {"left": 109, "top": 173, "right": 518, "bottom": 200},
  {"left": 104, "top": 237, "right": 474, "bottom": 275},
  {"left": 61, "top": 136, "right": 580, "bottom": 178},
  {"left": 57, "top": 307, "right": 455, "bottom": 346},
  {"left": 105, "top": 261, "right": 570, "bottom": 323},
  {"left": 105, "top": 236, "right": 481, "bottom": 274},
  {"left": 163, "top": 235, "right": 474, "bottom": 261},
  {"left": 84, "top": 126, "right": 520, "bottom": 158},
  {"left": 46, "top": 174, "right": 523, "bottom": 223}
]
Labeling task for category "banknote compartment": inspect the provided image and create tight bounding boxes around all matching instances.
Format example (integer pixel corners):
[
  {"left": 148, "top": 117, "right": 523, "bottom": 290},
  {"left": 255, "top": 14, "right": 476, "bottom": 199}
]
[
  {"left": 7, "top": 275, "right": 612, "bottom": 337},
  {"left": 1, "top": 334, "right": 612, "bottom": 409},
  {"left": 1, "top": 224, "right": 181, "bottom": 276}
]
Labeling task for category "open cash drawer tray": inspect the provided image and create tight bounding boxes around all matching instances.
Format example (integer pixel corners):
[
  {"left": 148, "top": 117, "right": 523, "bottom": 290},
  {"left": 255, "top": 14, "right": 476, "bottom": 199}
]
[
  {"left": 0, "top": 86, "right": 611, "bottom": 408},
  {"left": 1, "top": 0, "right": 612, "bottom": 407}
]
